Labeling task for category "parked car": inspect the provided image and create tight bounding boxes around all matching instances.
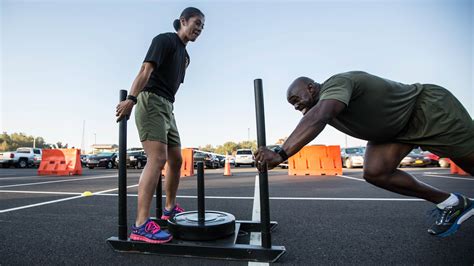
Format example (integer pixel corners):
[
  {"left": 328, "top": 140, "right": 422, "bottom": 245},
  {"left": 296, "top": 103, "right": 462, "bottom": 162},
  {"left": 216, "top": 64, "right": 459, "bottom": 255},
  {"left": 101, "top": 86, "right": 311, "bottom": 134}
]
[
  {"left": 234, "top": 149, "right": 255, "bottom": 167},
  {"left": 216, "top": 155, "right": 227, "bottom": 167},
  {"left": 0, "top": 147, "right": 42, "bottom": 168},
  {"left": 80, "top": 155, "right": 90, "bottom": 167},
  {"left": 340, "top": 147, "right": 365, "bottom": 168},
  {"left": 267, "top": 145, "right": 289, "bottom": 169},
  {"left": 126, "top": 150, "right": 147, "bottom": 169},
  {"left": 400, "top": 149, "right": 431, "bottom": 167},
  {"left": 86, "top": 152, "right": 117, "bottom": 169},
  {"left": 422, "top": 151, "right": 450, "bottom": 168},
  {"left": 193, "top": 151, "right": 220, "bottom": 169}
]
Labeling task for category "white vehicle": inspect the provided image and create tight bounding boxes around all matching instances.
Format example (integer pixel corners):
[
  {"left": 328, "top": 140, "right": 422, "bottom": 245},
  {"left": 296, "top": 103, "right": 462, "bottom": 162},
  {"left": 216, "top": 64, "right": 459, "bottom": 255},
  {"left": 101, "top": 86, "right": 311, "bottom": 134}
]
[
  {"left": 234, "top": 149, "right": 255, "bottom": 167},
  {"left": 340, "top": 147, "right": 365, "bottom": 168},
  {"left": 0, "top": 147, "right": 42, "bottom": 168}
]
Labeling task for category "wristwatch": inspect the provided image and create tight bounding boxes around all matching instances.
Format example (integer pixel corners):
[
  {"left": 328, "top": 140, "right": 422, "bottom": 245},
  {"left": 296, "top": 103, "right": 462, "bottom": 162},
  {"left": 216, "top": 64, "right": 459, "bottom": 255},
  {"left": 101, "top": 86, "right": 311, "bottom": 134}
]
[
  {"left": 127, "top": 95, "right": 137, "bottom": 104},
  {"left": 273, "top": 146, "right": 289, "bottom": 161}
]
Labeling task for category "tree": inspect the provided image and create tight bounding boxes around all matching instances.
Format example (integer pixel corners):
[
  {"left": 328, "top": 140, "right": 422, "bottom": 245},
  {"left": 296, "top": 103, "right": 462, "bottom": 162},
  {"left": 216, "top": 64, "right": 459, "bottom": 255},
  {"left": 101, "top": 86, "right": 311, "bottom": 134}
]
[
  {"left": 275, "top": 137, "right": 287, "bottom": 145},
  {"left": 199, "top": 144, "right": 215, "bottom": 153},
  {"left": 239, "top": 140, "right": 257, "bottom": 151},
  {"left": 0, "top": 132, "right": 56, "bottom": 151}
]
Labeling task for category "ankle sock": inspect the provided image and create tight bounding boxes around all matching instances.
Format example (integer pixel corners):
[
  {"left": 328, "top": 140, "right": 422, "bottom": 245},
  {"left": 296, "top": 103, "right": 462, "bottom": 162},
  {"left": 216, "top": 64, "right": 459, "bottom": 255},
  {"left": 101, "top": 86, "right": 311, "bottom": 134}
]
[{"left": 437, "top": 193, "right": 459, "bottom": 209}]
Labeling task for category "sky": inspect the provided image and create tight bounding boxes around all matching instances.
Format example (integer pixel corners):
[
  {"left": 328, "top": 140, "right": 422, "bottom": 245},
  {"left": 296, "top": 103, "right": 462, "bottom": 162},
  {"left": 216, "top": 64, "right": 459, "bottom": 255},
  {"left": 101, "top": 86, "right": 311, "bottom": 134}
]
[{"left": 1, "top": 0, "right": 473, "bottom": 153}]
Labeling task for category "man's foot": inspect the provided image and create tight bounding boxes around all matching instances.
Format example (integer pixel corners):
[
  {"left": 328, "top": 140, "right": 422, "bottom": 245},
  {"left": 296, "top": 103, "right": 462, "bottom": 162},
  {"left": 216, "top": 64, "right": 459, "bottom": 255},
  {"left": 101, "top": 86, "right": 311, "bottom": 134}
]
[
  {"left": 130, "top": 218, "right": 172, "bottom": 243},
  {"left": 161, "top": 204, "right": 185, "bottom": 220},
  {"left": 428, "top": 193, "right": 473, "bottom": 237}
]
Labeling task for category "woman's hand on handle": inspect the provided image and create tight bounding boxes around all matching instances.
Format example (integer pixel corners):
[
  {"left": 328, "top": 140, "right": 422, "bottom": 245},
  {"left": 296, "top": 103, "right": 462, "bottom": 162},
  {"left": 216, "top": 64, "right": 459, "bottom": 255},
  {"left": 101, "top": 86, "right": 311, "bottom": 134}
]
[{"left": 116, "top": 99, "right": 135, "bottom": 122}]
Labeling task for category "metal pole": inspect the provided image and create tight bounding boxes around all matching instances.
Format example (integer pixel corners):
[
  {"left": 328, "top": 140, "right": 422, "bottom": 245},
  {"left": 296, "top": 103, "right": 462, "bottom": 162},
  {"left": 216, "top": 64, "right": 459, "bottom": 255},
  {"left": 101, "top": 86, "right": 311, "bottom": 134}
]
[
  {"left": 156, "top": 174, "right": 162, "bottom": 219},
  {"left": 197, "top": 162, "right": 205, "bottom": 224},
  {"left": 254, "top": 79, "right": 271, "bottom": 248},
  {"left": 118, "top": 90, "right": 128, "bottom": 240}
]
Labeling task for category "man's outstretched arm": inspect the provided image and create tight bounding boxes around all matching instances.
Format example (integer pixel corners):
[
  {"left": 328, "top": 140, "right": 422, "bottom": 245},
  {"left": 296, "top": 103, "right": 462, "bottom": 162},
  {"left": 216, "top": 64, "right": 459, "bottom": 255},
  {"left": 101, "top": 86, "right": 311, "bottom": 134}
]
[
  {"left": 255, "top": 99, "right": 346, "bottom": 169},
  {"left": 282, "top": 99, "right": 346, "bottom": 157}
]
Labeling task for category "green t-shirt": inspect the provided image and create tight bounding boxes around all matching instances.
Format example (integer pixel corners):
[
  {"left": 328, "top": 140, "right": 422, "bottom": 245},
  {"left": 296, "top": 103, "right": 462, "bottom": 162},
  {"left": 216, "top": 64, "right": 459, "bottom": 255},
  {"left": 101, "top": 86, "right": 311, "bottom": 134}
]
[{"left": 319, "top": 71, "right": 423, "bottom": 142}]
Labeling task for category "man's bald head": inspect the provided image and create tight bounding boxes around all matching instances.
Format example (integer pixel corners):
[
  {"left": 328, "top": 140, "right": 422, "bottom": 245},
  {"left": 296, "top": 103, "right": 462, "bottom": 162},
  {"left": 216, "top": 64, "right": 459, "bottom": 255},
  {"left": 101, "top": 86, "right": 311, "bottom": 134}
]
[
  {"left": 286, "top": 76, "right": 321, "bottom": 115},
  {"left": 287, "top": 77, "right": 315, "bottom": 99}
]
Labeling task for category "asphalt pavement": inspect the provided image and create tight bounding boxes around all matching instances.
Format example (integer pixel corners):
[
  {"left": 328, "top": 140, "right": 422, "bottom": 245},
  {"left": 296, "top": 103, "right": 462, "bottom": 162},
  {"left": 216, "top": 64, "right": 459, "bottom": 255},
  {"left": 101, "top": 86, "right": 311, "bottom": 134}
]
[{"left": 0, "top": 166, "right": 473, "bottom": 265}]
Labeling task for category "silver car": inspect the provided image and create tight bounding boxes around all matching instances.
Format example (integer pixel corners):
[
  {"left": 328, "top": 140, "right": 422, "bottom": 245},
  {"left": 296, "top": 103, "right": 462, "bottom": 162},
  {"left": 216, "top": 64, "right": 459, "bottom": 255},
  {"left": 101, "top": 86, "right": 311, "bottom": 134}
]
[{"left": 341, "top": 147, "right": 365, "bottom": 168}]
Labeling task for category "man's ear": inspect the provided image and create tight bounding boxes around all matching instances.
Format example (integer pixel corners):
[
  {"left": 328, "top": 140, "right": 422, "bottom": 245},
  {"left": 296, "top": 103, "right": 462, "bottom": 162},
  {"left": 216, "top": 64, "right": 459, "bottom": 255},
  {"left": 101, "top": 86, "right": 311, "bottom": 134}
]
[
  {"left": 307, "top": 83, "right": 319, "bottom": 100},
  {"left": 307, "top": 83, "right": 315, "bottom": 95}
]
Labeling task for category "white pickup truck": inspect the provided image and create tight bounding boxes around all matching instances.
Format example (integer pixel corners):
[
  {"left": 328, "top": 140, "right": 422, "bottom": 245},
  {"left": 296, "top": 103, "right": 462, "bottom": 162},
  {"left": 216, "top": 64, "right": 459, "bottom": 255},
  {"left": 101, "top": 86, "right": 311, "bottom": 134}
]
[{"left": 0, "top": 147, "right": 42, "bottom": 168}]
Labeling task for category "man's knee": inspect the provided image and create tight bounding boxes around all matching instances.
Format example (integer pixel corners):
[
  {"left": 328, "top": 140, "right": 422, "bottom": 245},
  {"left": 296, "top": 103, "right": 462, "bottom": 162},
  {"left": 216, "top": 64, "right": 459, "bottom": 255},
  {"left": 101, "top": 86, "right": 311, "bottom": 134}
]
[{"left": 363, "top": 166, "right": 392, "bottom": 185}]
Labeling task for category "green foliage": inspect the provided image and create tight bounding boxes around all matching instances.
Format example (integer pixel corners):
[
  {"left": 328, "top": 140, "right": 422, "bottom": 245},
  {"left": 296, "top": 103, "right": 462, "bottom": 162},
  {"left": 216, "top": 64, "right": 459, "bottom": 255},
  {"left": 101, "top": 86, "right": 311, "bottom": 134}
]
[
  {"left": 201, "top": 140, "right": 257, "bottom": 155},
  {"left": 198, "top": 144, "right": 215, "bottom": 153},
  {"left": 0, "top": 132, "right": 48, "bottom": 151}
]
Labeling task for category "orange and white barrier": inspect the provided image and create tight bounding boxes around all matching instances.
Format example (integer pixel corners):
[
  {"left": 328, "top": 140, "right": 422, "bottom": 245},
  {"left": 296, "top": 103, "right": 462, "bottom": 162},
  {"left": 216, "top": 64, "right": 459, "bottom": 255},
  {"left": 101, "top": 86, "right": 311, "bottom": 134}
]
[
  {"left": 161, "top": 148, "right": 194, "bottom": 177},
  {"left": 288, "top": 145, "right": 342, "bottom": 176},
  {"left": 38, "top": 149, "right": 82, "bottom": 176}
]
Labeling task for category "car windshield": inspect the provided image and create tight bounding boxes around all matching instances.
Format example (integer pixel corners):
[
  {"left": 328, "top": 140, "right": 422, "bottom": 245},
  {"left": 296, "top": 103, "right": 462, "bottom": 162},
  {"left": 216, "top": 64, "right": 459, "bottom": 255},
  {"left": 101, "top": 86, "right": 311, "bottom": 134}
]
[
  {"left": 237, "top": 150, "right": 252, "bottom": 155},
  {"left": 345, "top": 148, "right": 365, "bottom": 154}
]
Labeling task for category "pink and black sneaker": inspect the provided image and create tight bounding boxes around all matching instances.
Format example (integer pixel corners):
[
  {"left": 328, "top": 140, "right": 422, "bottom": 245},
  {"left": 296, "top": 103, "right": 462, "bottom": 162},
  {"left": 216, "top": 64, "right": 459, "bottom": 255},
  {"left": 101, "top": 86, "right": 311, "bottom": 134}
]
[
  {"left": 130, "top": 218, "right": 172, "bottom": 243},
  {"left": 161, "top": 204, "right": 185, "bottom": 220}
]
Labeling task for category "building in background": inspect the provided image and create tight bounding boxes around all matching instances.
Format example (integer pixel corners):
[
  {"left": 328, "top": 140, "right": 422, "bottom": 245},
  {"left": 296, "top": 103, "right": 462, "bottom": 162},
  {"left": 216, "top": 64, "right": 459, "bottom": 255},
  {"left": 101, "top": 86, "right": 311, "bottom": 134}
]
[{"left": 90, "top": 144, "right": 118, "bottom": 154}]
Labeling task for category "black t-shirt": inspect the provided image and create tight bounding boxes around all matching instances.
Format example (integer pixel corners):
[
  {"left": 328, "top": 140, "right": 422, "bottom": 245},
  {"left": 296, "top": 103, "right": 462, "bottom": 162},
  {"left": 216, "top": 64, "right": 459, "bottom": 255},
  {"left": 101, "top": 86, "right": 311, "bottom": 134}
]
[{"left": 143, "top": 33, "right": 189, "bottom": 103}]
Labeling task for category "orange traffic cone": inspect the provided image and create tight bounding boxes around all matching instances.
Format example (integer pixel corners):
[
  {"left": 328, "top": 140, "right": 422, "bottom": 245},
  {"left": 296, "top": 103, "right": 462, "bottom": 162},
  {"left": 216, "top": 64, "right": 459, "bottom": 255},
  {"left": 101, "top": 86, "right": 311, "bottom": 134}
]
[{"left": 224, "top": 157, "right": 232, "bottom": 176}]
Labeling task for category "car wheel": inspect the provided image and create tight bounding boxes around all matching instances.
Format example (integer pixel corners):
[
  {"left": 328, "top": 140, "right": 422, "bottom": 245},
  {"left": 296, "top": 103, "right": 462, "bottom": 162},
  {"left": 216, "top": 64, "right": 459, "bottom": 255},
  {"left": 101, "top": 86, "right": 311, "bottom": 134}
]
[
  {"left": 137, "top": 161, "right": 143, "bottom": 169},
  {"left": 106, "top": 161, "right": 113, "bottom": 169},
  {"left": 345, "top": 159, "right": 352, "bottom": 169},
  {"left": 439, "top": 158, "right": 450, "bottom": 168},
  {"left": 18, "top": 159, "right": 28, "bottom": 168},
  {"left": 88, "top": 166, "right": 95, "bottom": 169}
]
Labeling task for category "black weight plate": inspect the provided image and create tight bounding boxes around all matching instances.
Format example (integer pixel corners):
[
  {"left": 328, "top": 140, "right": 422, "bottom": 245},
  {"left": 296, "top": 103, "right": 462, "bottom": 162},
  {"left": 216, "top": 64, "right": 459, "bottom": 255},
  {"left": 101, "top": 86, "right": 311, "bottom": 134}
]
[{"left": 168, "top": 211, "right": 236, "bottom": 241}]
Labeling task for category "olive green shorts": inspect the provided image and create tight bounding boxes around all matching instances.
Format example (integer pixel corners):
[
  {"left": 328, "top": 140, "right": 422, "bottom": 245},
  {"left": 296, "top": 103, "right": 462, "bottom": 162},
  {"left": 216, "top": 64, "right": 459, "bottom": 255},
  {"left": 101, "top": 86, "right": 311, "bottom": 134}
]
[
  {"left": 135, "top": 91, "right": 181, "bottom": 146},
  {"left": 396, "top": 84, "right": 474, "bottom": 158}
]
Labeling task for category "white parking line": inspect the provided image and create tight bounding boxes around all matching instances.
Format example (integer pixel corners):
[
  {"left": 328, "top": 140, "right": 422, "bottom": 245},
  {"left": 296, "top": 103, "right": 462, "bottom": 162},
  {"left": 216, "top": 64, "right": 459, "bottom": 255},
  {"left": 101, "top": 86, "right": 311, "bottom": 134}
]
[
  {"left": 423, "top": 174, "right": 474, "bottom": 181},
  {"left": 0, "top": 184, "right": 139, "bottom": 213},
  {"left": 0, "top": 175, "right": 76, "bottom": 180},
  {"left": 249, "top": 174, "right": 268, "bottom": 266},
  {"left": 94, "top": 193, "right": 427, "bottom": 201},
  {"left": 338, "top": 175, "right": 366, "bottom": 182},
  {"left": 0, "top": 195, "right": 85, "bottom": 213},
  {"left": 0, "top": 189, "right": 429, "bottom": 202},
  {"left": 0, "top": 174, "right": 117, "bottom": 188},
  {"left": 0, "top": 190, "right": 81, "bottom": 195}
]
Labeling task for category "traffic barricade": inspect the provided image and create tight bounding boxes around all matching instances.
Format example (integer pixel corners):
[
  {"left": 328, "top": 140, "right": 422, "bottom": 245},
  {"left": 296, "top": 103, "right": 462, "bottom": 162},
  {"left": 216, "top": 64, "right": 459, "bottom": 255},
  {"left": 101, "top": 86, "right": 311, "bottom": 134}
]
[
  {"left": 288, "top": 149, "right": 307, "bottom": 175},
  {"left": 450, "top": 161, "right": 469, "bottom": 176},
  {"left": 306, "top": 146, "right": 326, "bottom": 175},
  {"left": 38, "top": 148, "right": 82, "bottom": 176},
  {"left": 288, "top": 145, "right": 343, "bottom": 176},
  {"left": 325, "top": 145, "right": 343, "bottom": 175},
  {"left": 162, "top": 148, "right": 194, "bottom": 177}
]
